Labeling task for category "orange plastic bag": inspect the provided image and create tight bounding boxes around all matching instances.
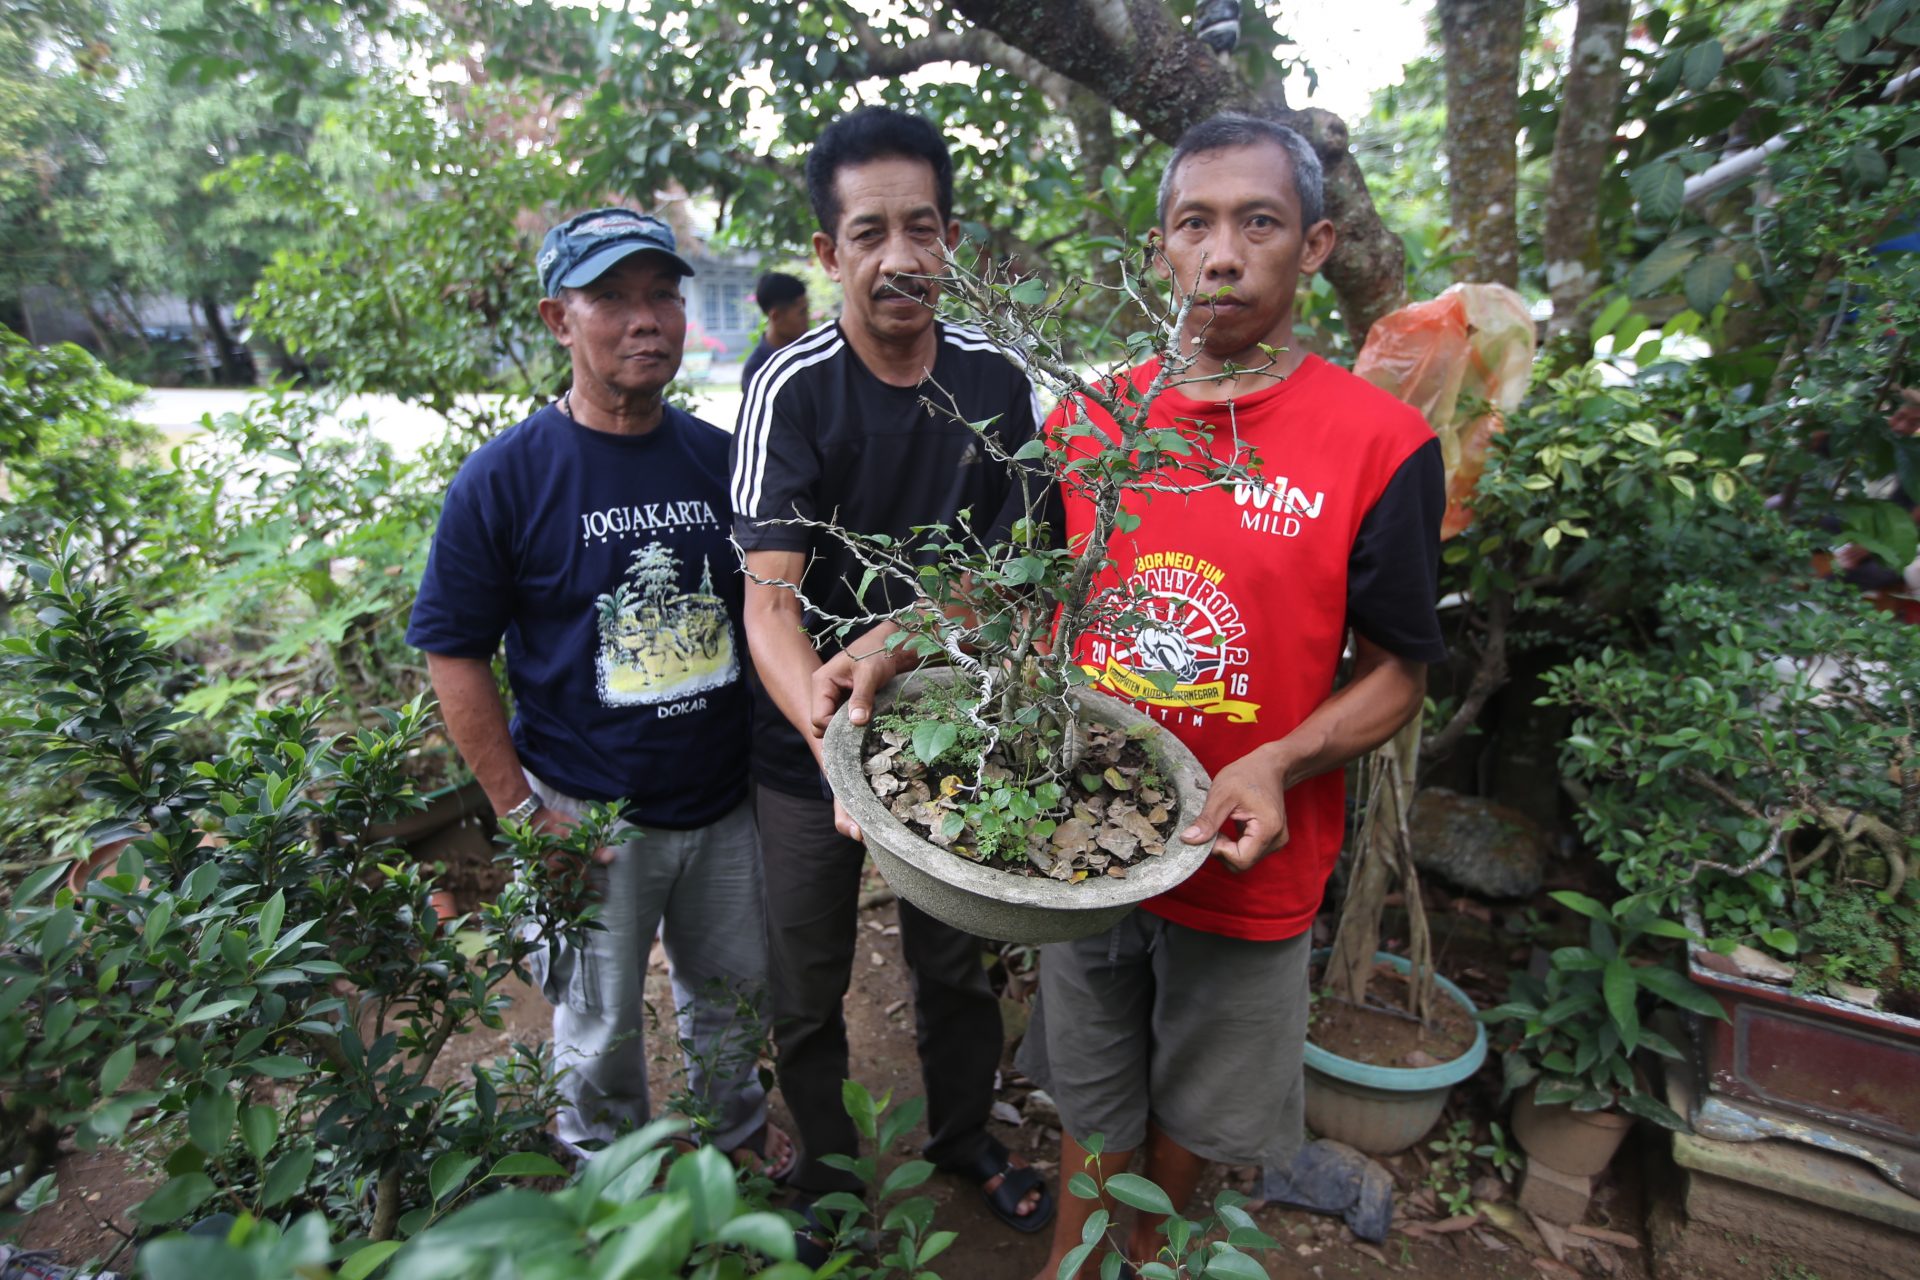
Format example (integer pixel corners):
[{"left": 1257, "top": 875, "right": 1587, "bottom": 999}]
[{"left": 1353, "top": 284, "right": 1535, "bottom": 539}]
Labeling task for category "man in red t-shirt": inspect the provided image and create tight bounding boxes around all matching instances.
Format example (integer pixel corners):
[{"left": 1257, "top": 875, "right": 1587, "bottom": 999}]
[{"left": 1018, "top": 115, "right": 1447, "bottom": 1277}]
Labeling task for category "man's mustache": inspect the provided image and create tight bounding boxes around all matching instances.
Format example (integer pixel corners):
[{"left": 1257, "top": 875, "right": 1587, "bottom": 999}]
[{"left": 875, "top": 278, "right": 932, "bottom": 302}]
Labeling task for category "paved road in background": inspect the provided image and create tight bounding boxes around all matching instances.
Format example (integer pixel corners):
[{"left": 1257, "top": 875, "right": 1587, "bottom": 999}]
[{"left": 133, "top": 374, "right": 750, "bottom": 455}]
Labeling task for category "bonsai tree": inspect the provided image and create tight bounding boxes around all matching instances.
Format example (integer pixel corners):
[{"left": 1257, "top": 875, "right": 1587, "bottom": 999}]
[
  {"left": 748, "top": 247, "right": 1272, "bottom": 872},
  {"left": 1546, "top": 577, "right": 1920, "bottom": 1010},
  {"left": 1318, "top": 284, "right": 1536, "bottom": 1025}
]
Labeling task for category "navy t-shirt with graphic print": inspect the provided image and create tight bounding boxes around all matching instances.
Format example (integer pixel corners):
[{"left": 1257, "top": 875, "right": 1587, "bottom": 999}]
[{"left": 407, "top": 404, "right": 748, "bottom": 829}]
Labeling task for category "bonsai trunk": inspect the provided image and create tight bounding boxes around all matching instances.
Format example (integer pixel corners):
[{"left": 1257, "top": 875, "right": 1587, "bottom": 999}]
[{"left": 1324, "top": 717, "right": 1434, "bottom": 1022}]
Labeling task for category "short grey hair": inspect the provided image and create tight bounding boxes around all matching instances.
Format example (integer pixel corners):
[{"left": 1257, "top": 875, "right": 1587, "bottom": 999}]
[{"left": 1156, "top": 114, "right": 1326, "bottom": 229}]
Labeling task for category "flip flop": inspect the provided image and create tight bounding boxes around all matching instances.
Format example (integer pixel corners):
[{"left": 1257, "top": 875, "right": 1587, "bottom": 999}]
[
  {"left": 731, "top": 1122, "right": 797, "bottom": 1185},
  {"left": 951, "top": 1135, "right": 1056, "bottom": 1233}
]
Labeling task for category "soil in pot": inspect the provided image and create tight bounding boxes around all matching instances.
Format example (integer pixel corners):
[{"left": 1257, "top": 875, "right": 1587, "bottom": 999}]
[
  {"left": 1309, "top": 961, "right": 1479, "bottom": 1069},
  {"left": 863, "top": 712, "right": 1179, "bottom": 884}
]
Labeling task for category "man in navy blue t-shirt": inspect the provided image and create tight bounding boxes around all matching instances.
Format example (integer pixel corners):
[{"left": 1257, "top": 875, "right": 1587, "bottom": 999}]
[{"left": 408, "top": 208, "right": 790, "bottom": 1176}]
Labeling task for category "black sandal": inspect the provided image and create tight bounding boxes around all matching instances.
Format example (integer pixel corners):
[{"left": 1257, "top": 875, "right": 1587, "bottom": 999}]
[
  {"left": 951, "top": 1136, "right": 1056, "bottom": 1233},
  {"left": 790, "top": 1200, "right": 833, "bottom": 1269}
]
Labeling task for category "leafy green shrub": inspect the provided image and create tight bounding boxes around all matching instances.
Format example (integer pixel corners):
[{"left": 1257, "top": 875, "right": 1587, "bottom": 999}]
[
  {"left": 1454, "top": 362, "right": 1769, "bottom": 611},
  {"left": 133, "top": 1100, "right": 1288, "bottom": 1280},
  {"left": 0, "top": 328, "right": 215, "bottom": 860},
  {"left": 1481, "top": 891, "right": 1727, "bottom": 1128},
  {"left": 0, "top": 538, "right": 603, "bottom": 1242},
  {"left": 1053, "top": 1129, "right": 1279, "bottom": 1279},
  {"left": 148, "top": 386, "right": 447, "bottom": 730},
  {"left": 134, "top": 1122, "right": 807, "bottom": 1280}
]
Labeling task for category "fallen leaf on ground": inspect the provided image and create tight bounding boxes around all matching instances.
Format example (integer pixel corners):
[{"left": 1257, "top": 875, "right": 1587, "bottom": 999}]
[
  {"left": 1350, "top": 1243, "right": 1389, "bottom": 1265},
  {"left": 1477, "top": 1201, "right": 1547, "bottom": 1254},
  {"left": 1531, "top": 1260, "right": 1580, "bottom": 1279},
  {"left": 1426, "top": 1214, "right": 1482, "bottom": 1234},
  {"left": 1568, "top": 1225, "right": 1639, "bottom": 1250},
  {"left": 884, "top": 999, "right": 907, "bottom": 1016},
  {"left": 1529, "top": 1212, "right": 1574, "bottom": 1262},
  {"left": 991, "top": 1100, "right": 1023, "bottom": 1126}
]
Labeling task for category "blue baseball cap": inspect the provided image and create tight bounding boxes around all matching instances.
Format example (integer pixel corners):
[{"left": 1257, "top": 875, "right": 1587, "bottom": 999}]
[{"left": 537, "top": 208, "right": 696, "bottom": 297}]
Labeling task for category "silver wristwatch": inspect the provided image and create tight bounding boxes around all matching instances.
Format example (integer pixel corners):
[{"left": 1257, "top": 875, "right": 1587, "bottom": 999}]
[{"left": 501, "top": 793, "right": 542, "bottom": 825}]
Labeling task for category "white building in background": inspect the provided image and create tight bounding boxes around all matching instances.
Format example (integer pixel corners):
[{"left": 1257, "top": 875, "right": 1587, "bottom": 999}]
[{"left": 656, "top": 198, "right": 769, "bottom": 367}]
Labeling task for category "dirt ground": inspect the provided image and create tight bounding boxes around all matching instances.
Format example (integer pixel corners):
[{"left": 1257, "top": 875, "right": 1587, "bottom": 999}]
[{"left": 19, "top": 871, "right": 1672, "bottom": 1280}]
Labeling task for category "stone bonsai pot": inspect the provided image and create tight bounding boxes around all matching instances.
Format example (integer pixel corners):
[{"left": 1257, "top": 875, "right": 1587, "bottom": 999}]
[{"left": 823, "top": 669, "right": 1213, "bottom": 944}]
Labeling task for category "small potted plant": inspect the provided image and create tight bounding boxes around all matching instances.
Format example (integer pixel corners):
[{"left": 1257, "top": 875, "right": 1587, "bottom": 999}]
[
  {"left": 1297, "top": 727, "right": 1487, "bottom": 1155},
  {"left": 797, "top": 249, "right": 1268, "bottom": 943},
  {"left": 1481, "top": 891, "right": 1727, "bottom": 1176}
]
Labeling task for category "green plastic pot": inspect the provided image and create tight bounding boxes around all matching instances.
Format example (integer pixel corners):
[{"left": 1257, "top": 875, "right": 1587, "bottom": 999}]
[{"left": 1304, "top": 949, "right": 1488, "bottom": 1155}]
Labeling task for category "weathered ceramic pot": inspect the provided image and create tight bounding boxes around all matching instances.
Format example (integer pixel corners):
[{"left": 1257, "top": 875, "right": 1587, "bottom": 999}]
[
  {"left": 821, "top": 669, "right": 1213, "bottom": 944},
  {"left": 1511, "top": 1085, "right": 1634, "bottom": 1176},
  {"left": 66, "top": 828, "right": 144, "bottom": 897}
]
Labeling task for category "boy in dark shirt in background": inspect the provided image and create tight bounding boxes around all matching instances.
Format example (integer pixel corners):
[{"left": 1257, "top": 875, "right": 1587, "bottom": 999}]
[{"left": 740, "top": 271, "right": 811, "bottom": 391}]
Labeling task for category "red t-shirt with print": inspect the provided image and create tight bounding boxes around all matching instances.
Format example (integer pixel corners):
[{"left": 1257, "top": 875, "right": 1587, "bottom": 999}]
[{"left": 1051, "top": 354, "right": 1446, "bottom": 942}]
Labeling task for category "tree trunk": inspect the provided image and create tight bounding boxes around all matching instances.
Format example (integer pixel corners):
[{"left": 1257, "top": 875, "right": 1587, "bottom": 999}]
[
  {"left": 947, "top": 0, "right": 1408, "bottom": 342},
  {"left": 1066, "top": 85, "right": 1124, "bottom": 285},
  {"left": 199, "top": 293, "right": 256, "bottom": 385},
  {"left": 1325, "top": 718, "right": 1429, "bottom": 1015},
  {"left": 109, "top": 287, "right": 153, "bottom": 354},
  {"left": 1542, "top": 0, "right": 1630, "bottom": 351},
  {"left": 1438, "top": 0, "right": 1524, "bottom": 288}
]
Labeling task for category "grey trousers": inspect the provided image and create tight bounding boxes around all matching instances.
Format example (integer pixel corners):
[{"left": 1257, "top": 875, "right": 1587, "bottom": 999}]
[
  {"left": 525, "top": 777, "right": 769, "bottom": 1155},
  {"left": 1016, "top": 913, "right": 1310, "bottom": 1168}
]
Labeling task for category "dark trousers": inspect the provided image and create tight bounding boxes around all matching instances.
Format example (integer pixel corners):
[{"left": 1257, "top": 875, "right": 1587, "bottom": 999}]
[{"left": 755, "top": 784, "right": 1002, "bottom": 1194}]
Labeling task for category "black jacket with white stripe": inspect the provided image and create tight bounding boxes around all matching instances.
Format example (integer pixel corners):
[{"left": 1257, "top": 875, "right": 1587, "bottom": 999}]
[{"left": 730, "top": 319, "right": 1049, "bottom": 797}]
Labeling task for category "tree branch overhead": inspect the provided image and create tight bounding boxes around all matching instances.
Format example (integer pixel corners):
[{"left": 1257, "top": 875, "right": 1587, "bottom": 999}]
[{"left": 945, "top": 0, "right": 1409, "bottom": 340}]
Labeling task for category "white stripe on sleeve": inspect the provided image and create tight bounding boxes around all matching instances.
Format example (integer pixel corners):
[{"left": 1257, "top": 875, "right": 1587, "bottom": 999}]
[{"left": 731, "top": 324, "right": 842, "bottom": 517}]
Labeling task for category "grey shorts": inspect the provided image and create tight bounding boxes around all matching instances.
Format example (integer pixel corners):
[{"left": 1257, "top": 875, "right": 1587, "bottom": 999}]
[{"left": 1015, "top": 911, "right": 1310, "bottom": 1167}]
